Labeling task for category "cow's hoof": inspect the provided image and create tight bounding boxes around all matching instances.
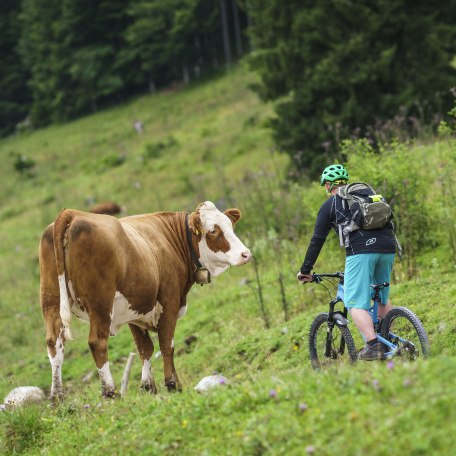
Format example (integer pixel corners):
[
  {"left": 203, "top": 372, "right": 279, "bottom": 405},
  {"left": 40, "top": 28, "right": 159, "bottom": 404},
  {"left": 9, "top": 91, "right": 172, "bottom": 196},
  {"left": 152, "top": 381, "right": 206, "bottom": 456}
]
[
  {"left": 102, "top": 389, "right": 119, "bottom": 399},
  {"left": 166, "top": 381, "right": 182, "bottom": 393},
  {"left": 141, "top": 382, "right": 158, "bottom": 394},
  {"left": 50, "top": 392, "right": 64, "bottom": 406}
]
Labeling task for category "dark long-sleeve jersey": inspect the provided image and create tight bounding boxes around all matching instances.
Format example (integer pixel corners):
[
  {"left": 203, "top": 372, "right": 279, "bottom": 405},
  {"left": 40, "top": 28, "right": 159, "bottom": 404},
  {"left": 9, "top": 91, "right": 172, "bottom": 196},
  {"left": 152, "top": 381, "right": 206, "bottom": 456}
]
[{"left": 300, "top": 194, "right": 396, "bottom": 274}]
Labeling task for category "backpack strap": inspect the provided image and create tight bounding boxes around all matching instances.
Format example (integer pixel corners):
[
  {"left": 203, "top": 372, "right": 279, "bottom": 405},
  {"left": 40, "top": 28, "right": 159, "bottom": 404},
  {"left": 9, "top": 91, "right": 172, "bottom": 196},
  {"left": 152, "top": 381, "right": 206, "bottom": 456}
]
[{"left": 338, "top": 225, "right": 345, "bottom": 247}]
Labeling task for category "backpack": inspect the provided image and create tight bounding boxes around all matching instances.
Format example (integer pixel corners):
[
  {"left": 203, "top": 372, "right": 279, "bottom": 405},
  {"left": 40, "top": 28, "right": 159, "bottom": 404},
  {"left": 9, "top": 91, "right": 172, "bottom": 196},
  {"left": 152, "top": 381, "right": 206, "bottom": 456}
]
[{"left": 336, "top": 182, "right": 393, "bottom": 247}]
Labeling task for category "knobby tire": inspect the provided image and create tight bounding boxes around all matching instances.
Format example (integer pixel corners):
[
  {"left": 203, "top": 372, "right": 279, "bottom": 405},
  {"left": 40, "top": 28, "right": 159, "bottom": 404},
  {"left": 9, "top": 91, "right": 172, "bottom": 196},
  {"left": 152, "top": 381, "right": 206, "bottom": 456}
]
[
  {"left": 381, "top": 306, "right": 430, "bottom": 359},
  {"left": 308, "top": 312, "right": 358, "bottom": 370}
]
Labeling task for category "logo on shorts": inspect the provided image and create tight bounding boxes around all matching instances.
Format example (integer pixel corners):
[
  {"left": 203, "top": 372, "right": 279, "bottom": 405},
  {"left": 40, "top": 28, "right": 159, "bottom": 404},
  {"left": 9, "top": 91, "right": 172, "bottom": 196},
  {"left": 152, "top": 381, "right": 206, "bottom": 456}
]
[{"left": 366, "top": 238, "right": 377, "bottom": 246}]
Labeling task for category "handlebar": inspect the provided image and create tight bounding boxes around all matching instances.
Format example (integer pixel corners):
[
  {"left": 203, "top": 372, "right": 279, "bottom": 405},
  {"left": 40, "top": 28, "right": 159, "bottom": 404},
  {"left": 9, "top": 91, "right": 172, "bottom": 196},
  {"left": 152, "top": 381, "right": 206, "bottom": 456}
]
[{"left": 311, "top": 272, "right": 344, "bottom": 284}]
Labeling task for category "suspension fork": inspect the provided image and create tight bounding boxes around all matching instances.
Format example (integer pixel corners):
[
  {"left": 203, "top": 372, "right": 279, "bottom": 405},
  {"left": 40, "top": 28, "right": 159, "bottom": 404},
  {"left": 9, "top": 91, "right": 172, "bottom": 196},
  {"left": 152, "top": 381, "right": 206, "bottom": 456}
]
[{"left": 325, "top": 298, "right": 346, "bottom": 358}]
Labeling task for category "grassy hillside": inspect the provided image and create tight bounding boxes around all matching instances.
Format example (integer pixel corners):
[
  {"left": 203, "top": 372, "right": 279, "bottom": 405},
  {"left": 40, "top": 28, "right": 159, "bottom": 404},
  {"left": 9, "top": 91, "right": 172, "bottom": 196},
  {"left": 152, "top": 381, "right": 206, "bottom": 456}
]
[{"left": 1, "top": 64, "right": 456, "bottom": 455}]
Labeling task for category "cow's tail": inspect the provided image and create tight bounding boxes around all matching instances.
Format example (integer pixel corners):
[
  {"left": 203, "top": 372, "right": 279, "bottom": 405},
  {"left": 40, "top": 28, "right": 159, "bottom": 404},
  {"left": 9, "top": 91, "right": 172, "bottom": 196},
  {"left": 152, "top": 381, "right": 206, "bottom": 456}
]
[{"left": 53, "top": 209, "right": 73, "bottom": 340}]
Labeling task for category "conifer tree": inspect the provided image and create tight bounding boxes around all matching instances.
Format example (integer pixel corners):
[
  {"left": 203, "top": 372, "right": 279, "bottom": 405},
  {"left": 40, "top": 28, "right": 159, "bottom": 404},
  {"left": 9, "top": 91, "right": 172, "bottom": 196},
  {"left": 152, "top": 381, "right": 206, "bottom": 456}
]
[{"left": 243, "top": 0, "right": 456, "bottom": 175}]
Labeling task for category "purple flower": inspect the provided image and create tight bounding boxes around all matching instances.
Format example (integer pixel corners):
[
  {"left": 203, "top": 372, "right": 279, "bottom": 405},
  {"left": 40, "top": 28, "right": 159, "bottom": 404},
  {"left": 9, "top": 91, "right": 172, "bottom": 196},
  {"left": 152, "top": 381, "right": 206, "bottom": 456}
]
[
  {"left": 269, "top": 389, "right": 277, "bottom": 398},
  {"left": 387, "top": 361, "right": 394, "bottom": 369},
  {"left": 83, "top": 404, "right": 90, "bottom": 409},
  {"left": 372, "top": 379, "right": 381, "bottom": 391},
  {"left": 299, "top": 402, "right": 308, "bottom": 412},
  {"left": 306, "top": 446, "right": 315, "bottom": 454}
]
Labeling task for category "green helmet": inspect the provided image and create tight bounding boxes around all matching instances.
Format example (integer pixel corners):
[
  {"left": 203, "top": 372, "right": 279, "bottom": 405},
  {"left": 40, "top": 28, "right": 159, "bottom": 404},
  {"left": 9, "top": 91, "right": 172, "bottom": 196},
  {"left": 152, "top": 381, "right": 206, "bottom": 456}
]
[{"left": 320, "top": 164, "right": 349, "bottom": 186}]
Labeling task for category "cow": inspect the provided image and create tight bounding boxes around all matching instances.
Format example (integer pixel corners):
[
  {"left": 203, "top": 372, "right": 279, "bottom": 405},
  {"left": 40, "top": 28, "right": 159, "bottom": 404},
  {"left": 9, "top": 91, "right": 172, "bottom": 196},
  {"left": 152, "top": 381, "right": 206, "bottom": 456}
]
[
  {"left": 89, "top": 201, "right": 123, "bottom": 216},
  {"left": 39, "top": 201, "right": 251, "bottom": 401}
]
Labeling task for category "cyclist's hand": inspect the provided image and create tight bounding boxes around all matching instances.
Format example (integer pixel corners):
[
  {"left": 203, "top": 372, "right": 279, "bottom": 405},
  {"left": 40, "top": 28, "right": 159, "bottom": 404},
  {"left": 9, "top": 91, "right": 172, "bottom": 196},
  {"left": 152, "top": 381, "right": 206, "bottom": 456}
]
[{"left": 297, "top": 272, "right": 313, "bottom": 283}]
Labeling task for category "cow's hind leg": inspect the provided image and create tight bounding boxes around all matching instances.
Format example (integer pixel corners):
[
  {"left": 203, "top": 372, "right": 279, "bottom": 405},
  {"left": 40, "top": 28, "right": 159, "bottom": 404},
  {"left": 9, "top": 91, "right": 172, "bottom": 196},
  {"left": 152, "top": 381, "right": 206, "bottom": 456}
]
[
  {"left": 158, "top": 317, "right": 182, "bottom": 392},
  {"left": 129, "top": 324, "right": 157, "bottom": 394},
  {"left": 42, "top": 296, "right": 66, "bottom": 404},
  {"left": 88, "top": 314, "right": 117, "bottom": 398}
]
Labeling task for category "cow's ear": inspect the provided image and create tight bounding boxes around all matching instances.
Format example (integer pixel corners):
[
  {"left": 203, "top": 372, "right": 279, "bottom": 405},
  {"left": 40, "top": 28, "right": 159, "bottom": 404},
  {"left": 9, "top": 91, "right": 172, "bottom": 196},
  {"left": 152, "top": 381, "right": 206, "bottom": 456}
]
[
  {"left": 224, "top": 208, "right": 241, "bottom": 225},
  {"left": 188, "top": 211, "right": 204, "bottom": 236}
]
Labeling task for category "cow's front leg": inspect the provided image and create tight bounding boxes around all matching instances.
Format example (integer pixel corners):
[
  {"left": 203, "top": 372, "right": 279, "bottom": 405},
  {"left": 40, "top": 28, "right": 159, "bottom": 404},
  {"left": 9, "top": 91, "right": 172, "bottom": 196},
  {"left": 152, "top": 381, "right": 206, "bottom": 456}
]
[
  {"left": 128, "top": 324, "right": 157, "bottom": 394},
  {"left": 158, "top": 318, "right": 182, "bottom": 392},
  {"left": 88, "top": 315, "right": 117, "bottom": 398}
]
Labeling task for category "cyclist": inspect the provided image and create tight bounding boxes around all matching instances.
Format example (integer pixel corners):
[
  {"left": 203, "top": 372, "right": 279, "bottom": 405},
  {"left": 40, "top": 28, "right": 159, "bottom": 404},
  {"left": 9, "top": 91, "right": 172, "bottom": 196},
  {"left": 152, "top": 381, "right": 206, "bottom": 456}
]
[{"left": 297, "top": 164, "right": 396, "bottom": 360}]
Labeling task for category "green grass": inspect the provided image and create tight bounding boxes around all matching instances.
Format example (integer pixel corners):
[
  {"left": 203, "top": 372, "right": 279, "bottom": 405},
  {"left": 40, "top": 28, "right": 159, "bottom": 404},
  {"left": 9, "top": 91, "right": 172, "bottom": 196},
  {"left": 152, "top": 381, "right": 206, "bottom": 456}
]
[{"left": 1, "top": 63, "right": 456, "bottom": 455}]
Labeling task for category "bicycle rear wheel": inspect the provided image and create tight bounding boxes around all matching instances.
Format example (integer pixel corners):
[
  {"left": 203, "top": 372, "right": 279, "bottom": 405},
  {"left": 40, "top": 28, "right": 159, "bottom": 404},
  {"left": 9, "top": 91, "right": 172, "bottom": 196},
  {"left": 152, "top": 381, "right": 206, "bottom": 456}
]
[
  {"left": 381, "top": 306, "right": 430, "bottom": 359},
  {"left": 308, "top": 312, "right": 358, "bottom": 370}
]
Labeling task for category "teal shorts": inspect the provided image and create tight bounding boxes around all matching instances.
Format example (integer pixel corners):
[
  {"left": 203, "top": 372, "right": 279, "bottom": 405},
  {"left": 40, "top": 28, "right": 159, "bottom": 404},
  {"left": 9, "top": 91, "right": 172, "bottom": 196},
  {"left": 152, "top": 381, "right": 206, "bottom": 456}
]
[{"left": 344, "top": 253, "right": 395, "bottom": 310}]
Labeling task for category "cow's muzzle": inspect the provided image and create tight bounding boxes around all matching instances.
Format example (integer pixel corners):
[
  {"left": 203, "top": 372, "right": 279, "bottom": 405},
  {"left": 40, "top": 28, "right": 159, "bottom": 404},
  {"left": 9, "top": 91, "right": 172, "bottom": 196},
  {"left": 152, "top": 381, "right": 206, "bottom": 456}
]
[{"left": 240, "top": 250, "right": 252, "bottom": 264}]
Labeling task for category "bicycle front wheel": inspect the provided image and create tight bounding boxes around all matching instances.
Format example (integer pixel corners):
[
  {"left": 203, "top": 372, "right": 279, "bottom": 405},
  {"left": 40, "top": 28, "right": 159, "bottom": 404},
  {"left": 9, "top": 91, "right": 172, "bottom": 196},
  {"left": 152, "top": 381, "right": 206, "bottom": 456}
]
[
  {"left": 308, "top": 312, "right": 358, "bottom": 370},
  {"left": 381, "top": 306, "right": 430, "bottom": 360}
]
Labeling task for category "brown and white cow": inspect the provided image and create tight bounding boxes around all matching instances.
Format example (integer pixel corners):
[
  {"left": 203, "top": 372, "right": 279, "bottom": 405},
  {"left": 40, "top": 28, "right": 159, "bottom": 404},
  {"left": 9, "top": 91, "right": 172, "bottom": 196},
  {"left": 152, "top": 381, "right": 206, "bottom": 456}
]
[{"left": 39, "top": 201, "right": 251, "bottom": 401}]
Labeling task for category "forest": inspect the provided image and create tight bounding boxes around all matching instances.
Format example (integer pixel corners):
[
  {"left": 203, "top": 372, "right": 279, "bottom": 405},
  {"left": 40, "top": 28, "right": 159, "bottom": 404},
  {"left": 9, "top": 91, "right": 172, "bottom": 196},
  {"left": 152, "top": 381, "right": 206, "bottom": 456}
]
[{"left": 2, "top": 0, "right": 455, "bottom": 172}]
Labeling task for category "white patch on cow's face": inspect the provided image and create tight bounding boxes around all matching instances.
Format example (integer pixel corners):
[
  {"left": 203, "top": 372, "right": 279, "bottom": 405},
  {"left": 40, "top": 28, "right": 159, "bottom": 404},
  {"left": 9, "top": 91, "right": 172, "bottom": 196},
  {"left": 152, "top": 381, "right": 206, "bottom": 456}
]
[
  {"left": 48, "top": 335, "right": 65, "bottom": 397},
  {"left": 177, "top": 305, "right": 187, "bottom": 320},
  {"left": 110, "top": 292, "right": 163, "bottom": 336},
  {"left": 98, "top": 362, "right": 115, "bottom": 390},
  {"left": 141, "top": 359, "right": 153, "bottom": 384},
  {"left": 197, "top": 201, "right": 251, "bottom": 277}
]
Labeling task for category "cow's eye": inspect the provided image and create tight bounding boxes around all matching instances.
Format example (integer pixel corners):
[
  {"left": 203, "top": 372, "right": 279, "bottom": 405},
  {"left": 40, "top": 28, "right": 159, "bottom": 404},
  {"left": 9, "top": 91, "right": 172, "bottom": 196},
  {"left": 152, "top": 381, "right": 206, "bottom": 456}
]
[{"left": 209, "top": 228, "right": 217, "bottom": 235}]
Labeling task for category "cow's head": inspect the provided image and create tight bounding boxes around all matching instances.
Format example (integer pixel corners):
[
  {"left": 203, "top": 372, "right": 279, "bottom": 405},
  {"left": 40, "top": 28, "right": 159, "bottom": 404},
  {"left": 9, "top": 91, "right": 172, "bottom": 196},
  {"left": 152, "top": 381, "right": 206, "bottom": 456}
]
[{"left": 189, "top": 201, "right": 252, "bottom": 277}]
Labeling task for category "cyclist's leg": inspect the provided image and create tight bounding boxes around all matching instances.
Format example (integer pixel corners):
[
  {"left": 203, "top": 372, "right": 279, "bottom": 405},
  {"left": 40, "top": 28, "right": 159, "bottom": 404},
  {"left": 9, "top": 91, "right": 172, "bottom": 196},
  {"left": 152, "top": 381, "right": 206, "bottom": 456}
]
[
  {"left": 373, "top": 253, "right": 395, "bottom": 319},
  {"left": 345, "top": 254, "right": 376, "bottom": 341}
]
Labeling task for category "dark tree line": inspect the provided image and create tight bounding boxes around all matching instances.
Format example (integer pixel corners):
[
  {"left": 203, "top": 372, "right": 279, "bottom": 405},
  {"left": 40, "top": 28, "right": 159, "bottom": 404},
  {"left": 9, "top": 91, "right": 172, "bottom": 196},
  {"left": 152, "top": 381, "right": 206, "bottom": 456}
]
[
  {"left": 0, "top": 0, "right": 248, "bottom": 135},
  {"left": 242, "top": 0, "right": 456, "bottom": 175},
  {"left": 2, "top": 0, "right": 455, "bottom": 177}
]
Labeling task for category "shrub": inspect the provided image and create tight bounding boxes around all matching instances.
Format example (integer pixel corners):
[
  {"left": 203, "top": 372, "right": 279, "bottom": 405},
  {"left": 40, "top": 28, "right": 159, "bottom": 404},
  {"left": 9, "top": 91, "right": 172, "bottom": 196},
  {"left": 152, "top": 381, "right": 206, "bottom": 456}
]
[
  {"left": 13, "top": 154, "right": 35, "bottom": 176},
  {"left": 342, "top": 138, "right": 454, "bottom": 276}
]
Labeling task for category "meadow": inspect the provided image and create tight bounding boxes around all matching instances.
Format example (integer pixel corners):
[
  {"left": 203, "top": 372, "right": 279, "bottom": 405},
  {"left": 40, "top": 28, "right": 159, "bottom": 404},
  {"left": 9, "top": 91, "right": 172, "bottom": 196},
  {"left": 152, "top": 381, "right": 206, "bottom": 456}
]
[{"left": 0, "top": 63, "right": 455, "bottom": 455}]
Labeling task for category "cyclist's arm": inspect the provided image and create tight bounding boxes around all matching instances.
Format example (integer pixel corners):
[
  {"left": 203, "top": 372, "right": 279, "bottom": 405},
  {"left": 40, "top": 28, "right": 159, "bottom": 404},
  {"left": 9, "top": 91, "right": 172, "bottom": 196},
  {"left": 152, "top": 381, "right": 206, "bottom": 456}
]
[{"left": 300, "top": 200, "right": 332, "bottom": 274}]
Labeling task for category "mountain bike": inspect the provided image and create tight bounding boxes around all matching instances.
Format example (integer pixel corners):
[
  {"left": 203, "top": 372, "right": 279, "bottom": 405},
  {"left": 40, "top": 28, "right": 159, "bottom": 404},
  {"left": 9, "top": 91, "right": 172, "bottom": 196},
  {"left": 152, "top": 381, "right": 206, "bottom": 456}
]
[{"left": 307, "top": 272, "right": 430, "bottom": 370}]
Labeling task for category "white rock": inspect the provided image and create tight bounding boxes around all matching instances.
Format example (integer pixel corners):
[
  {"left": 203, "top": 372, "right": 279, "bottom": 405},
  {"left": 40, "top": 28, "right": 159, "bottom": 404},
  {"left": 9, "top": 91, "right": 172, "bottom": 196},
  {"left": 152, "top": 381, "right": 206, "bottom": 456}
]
[
  {"left": 3, "top": 386, "right": 46, "bottom": 408},
  {"left": 194, "top": 375, "right": 229, "bottom": 393}
]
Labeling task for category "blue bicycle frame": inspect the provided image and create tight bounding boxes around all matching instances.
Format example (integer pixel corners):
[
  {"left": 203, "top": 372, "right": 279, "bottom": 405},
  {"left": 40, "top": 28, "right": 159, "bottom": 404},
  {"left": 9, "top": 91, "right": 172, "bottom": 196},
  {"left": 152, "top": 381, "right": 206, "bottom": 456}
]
[{"left": 337, "top": 280, "right": 404, "bottom": 358}]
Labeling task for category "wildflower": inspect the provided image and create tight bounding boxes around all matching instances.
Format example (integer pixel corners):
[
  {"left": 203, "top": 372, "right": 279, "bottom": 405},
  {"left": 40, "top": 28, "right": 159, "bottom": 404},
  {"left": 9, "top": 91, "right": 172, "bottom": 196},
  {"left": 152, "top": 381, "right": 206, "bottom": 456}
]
[
  {"left": 306, "top": 445, "right": 316, "bottom": 454},
  {"left": 269, "top": 389, "right": 277, "bottom": 398},
  {"left": 403, "top": 378, "right": 412, "bottom": 387},
  {"left": 299, "top": 402, "right": 308, "bottom": 412},
  {"left": 387, "top": 360, "right": 394, "bottom": 369},
  {"left": 182, "top": 419, "right": 188, "bottom": 429},
  {"left": 83, "top": 404, "right": 90, "bottom": 409},
  {"left": 372, "top": 379, "right": 381, "bottom": 392}
]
